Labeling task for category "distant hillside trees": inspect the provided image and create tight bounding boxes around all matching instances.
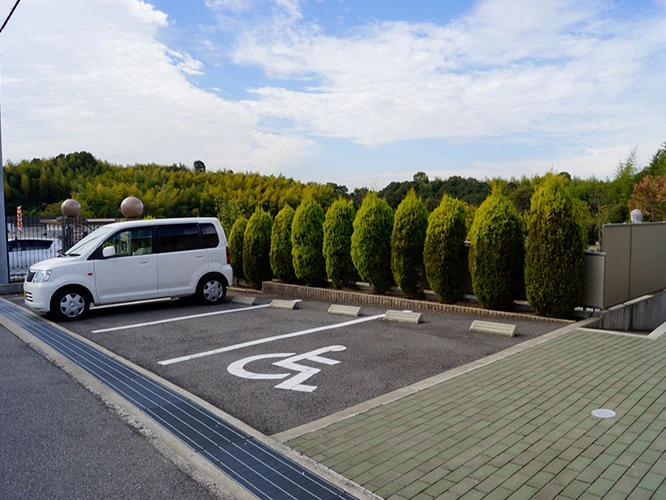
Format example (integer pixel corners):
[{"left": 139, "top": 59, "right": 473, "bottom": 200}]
[
  {"left": 2, "top": 152, "right": 341, "bottom": 219},
  {"left": 628, "top": 175, "right": 666, "bottom": 222},
  {"left": 380, "top": 172, "right": 491, "bottom": 211},
  {"left": 193, "top": 160, "right": 206, "bottom": 173},
  {"left": 6, "top": 145, "right": 666, "bottom": 241}
]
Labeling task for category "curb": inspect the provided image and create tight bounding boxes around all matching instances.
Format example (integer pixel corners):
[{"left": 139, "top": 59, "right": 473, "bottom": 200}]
[{"left": 261, "top": 281, "right": 571, "bottom": 324}]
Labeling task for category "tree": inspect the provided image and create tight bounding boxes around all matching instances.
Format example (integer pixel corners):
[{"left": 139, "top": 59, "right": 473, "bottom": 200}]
[
  {"left": 351, "top": 192, "right": 394, "bottom": 294},
  {"left": 509, "top": 184, "right": 534, "bottom": 215},
  {"left": 640, "top": 141, "right": 666, "bottom": 177},
  {"left": 291, "top": 197, "right": 326, "bottom": 286},
  {"left": 323, "top": 199, "right": 357, "bottom": 289},
  {"left": 242, "top": 208, "right": 273, "bottom": 289},
  {"left": 433, "top": 176, "right": 491, "bottom": 206},
  {"left": 525, "top": 174, "right": 586, "bottom": 318},
  {"left": 193, "top": 160, "right": 206, "bottom": 173},
  {"left": 270, "top": 205, "right": 297, "bottom": 282},
  {"left": 391, "top": 190, "right": 429, "bottom": 299},
  {"left": 228, "top": 217, "right": 248, "bottom": 285},
  {"left": 628, "top": 175, "right": 666, "bottom": 222},
  {"left": 217, "top": 198, "right": 245, "bottom": 231},
  {"left": 351, "top": 187, "right": 369, "bottom": 210},
  {"left": 469, "top": 186, "right": 524, "bottom": 310},
  {"left": 424, "top": 195, "right": 467, "bottom": 303},
  {"left": 607, "top": 148, "right": 639, "bottom": 223},
  {"left": 570, "top": 176, "right": 614, "bottom": 246}
]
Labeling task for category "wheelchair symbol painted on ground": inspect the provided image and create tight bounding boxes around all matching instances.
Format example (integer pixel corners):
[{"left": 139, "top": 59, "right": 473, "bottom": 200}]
[{"left": 227, "top": 345, "right": 346, "bottom": 392}]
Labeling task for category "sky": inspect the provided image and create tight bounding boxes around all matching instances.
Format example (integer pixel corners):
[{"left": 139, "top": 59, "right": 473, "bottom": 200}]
[{"left": 0, "top": 0, "right": 664, "bottom": 190}]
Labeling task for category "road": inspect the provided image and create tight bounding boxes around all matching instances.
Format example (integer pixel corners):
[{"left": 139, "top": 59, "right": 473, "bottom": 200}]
[{"left": 0, "top": 323, "right": 224, "bottom": 500}]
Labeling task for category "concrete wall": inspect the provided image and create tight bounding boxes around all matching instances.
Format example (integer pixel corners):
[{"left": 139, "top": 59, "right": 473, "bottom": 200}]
[
  {"left": 599, "top": 291, "right": 666, "bottom": 332},
  {"left": 582, "top": 222, "right": 666, "bottom": 310}
]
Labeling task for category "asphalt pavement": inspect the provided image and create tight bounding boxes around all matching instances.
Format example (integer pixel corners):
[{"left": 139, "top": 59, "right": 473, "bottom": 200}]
[
  {"left": 30, "top": 294, "right": 560, "bottom": 435},
  {"left": 0, "top": 323, "right": 223, "bottom": 500}
]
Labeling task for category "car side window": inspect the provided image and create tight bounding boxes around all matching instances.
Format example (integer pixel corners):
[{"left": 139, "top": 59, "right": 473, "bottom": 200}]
[
  {"left": 102, "top": 229, "right": 153, "bottom": 258},
  {"left": 7, "top": 240, "right": 52, "bottom": 251},
  {"left": 157, "top": 224, "right": 200, "bottom": 253},
  {"left": 201, "top": 223, "right": 219, "bottom": 248},
  {"left": 34, "top": 240, "right": 54, "bottom": 250}
]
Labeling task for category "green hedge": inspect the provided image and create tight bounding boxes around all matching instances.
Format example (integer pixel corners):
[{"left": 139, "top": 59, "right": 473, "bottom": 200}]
[
  {"left": 351, "top": 192, "right": 394, "bottom": 294},
  {"left": 391, "top": 189, "right": 429, "bottom": 299},
  {"left": 228, "top": 217, "right": 248, "bottom": 284},
  {"left": 242, "top": 208, "right": 273, "bottom": 289},
  {"left": 270, "top": 205, "right": 297, "bottom": 283},
  {"left": 424, "top": 195, "right": 467, "bottom": 303},
  {"left": 525, "top": 174, "right": 586, "bottom": 317},
  {"left": 469, "top": 186, "right": 524, "bottom": 310},
  {"left": 323, "top": 199, "right": 357, "bottom": 289},
  {"left": 291, "top": 197, "right": 326, "bottom": 286}
]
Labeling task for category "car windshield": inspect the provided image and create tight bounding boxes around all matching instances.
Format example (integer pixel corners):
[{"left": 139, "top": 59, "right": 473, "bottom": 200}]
[{"left": 65, "top": 225, "right": 115, "bottom": 256}]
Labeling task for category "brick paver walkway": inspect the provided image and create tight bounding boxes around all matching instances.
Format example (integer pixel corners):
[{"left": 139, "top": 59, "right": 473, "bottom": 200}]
[{"left": 288, "top": 329, "right": 666, "bottom": 499}]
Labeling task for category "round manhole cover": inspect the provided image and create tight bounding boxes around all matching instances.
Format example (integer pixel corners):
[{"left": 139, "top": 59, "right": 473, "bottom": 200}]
[{"left": 591, "top": 409, "right": 616, "bottom": 418}]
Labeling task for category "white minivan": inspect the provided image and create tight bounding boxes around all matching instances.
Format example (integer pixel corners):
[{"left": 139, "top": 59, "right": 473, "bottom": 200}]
[{"left": 24, "top": 217, "right": 233, "bottom": 321}]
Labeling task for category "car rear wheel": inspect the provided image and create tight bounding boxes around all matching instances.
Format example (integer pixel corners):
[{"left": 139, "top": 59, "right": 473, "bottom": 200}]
[
  {"left": 196, "top": 274, "right": 227, "bottom": 305},
  {"left": 51, "top": 287, "right": 90, "bottom": 321}
]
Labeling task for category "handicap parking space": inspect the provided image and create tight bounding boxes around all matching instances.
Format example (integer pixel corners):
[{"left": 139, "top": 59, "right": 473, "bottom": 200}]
[{"left": 7, "top": 291, "right": 563, "bottom": 436}]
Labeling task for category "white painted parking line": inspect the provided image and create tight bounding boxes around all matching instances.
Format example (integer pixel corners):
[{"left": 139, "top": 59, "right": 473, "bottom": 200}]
[
  {"left": 91, "top": 304, "right": 271, "bottom": 333},
  {"left": 158, "top": 313, "right": 386, "bottom": 366}
]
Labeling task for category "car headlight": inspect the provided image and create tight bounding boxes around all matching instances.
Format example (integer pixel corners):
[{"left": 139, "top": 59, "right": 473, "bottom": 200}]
[{"left": 32, "top": 270, "right": 52, "bottom": 282}]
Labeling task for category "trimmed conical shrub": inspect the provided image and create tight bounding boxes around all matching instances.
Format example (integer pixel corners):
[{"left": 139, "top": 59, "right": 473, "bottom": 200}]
[
  {"left": 391, "top": 189, "right": 429, "bottom": 299},
  {"left": 525, "top": 174, "right": 586, "bottom": 318},
  {"left": 270, "top": 205, "right": 297, "bottom": 283},
  {"left": 242, "top": 208, "right": 273, "bottom": 289},
  {"left": 291, "top": 197, "right": 326, "bottom": 286},
  {"left": 228, "top": 216, "right": 248, "bottom": 285},
  {"left": 323, "top": 199, "right": 357, "bottom": 289},
  {"left": 469, "top": 185, "right": 524, "bottom": 310},
  {"left": 351, "top": 192, "right": 394, "bottom": 294},
  {"left": 424, "top": 195, "right": 467, "bottom": 303}
]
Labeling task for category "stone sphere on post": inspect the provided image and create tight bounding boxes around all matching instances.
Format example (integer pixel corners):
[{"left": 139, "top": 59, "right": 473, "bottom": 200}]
[
  {"left": 120, "top": 196, "right": 144, "bottom": 219},
  {"left": 61, "top": 199, "right": 81, "bottom": 217}
]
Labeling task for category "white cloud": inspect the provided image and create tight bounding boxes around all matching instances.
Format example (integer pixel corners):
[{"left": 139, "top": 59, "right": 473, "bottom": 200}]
[
  {"left": 230, "top": 0, "right": 666, "bottom": 167},
  {"left": 165, "top": 49, "right": 205, "bottom": 76},
  {"left": 1, "top": 0, "right": 664, "bottom": 191},
  {"left": 0, "top": 0, "right": 315, "bottom": 173}
]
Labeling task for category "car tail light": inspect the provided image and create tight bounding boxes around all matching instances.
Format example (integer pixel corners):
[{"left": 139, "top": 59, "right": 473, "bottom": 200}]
[{"left": 226, "top": 246, "right": 231, "bottom": 264}]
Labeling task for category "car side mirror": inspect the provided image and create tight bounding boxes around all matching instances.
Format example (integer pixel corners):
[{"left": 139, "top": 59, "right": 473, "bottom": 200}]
[{"left": 102, "top": 246, "right": 116, "bottom": 258}]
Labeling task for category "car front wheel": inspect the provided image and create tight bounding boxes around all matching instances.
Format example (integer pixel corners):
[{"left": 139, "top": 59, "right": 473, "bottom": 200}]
[{"left": 51, "top": 287, "right": 90, "bottom": 321}]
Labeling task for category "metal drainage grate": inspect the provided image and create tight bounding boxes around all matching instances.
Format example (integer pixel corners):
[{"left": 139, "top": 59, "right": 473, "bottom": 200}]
[{"left": 0, "top": 301, "right": 357, "bottom": 500}]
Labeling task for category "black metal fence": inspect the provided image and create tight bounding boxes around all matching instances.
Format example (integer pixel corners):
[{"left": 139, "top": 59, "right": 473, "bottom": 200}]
[{"left": 5, "top": 215, "right": 111, "bottom": 282}]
